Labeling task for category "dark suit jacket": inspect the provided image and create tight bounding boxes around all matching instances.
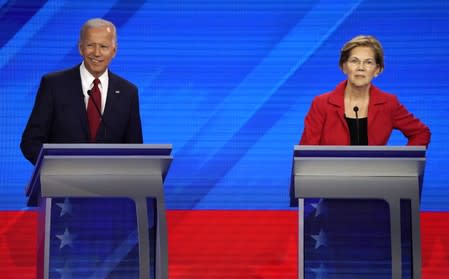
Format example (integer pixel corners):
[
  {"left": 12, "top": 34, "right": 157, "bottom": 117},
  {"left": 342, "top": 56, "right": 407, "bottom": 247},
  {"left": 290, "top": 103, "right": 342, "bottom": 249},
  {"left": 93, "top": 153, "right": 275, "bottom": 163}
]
[
  {"left": 299, "top": 80, "right": 431, "bottom": 146},
  {"left": 21, "top": 65, "right": 143, "bottom": 164}
]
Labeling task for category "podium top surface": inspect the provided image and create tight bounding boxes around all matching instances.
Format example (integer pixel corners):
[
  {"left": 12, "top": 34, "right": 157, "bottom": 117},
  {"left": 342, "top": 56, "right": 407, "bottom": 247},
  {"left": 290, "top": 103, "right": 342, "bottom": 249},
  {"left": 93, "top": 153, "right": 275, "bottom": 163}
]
[
  {"left": 26, "top": 144, "right": 173, "bottom": 207},
  {"left": 40, "top": 143, "right": 172, "bottom": 156},
  {"left": 294, "top": 145, "right": 426, "bottom": 158},
  {"left": 292, "top": 145, "right": 426, "bottom": 177},
  {"left": 291, "top": 146, "right": 427, "bottom": 203}
]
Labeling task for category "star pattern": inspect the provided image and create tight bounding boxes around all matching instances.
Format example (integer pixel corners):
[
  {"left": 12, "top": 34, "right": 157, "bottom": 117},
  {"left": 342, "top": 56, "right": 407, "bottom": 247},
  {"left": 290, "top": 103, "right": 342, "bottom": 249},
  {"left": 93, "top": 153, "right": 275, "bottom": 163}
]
[
  {"left": 56, "top": 228, "right": 76, "bottom": 249},
  {"left": 55, "top": 261, "right": 72, "bottom": 279},
  {"left": 310, "top": 263, "right": 327, "bottom": 279},
  {"left": 311, "top": 199, "right": 326, "bottom": 218},
  {"left": 49, "top": 198, "right": 148, "bottom": 277},
  {"left": 311, "top": 228, "right": 327, "bottom": 249},
  {"left": 56, "top": 198, "right": 72, "bottom": 217}
]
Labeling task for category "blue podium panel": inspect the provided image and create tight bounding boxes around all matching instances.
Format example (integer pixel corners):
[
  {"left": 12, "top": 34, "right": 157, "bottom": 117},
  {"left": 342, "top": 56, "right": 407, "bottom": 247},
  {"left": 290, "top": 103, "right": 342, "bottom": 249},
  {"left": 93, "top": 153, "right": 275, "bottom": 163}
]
[
  {"left": 48, "top": 197, "right": 156, "bottom": 279},
  {"left": 303, "top": 199, "right": 415, "bottom": 279}
]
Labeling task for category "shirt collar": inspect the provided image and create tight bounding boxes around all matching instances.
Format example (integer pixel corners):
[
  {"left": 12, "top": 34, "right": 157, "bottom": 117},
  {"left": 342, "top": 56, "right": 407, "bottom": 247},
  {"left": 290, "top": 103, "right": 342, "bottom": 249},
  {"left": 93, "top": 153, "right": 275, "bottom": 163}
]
[{"left": 80, "top": 62, "right": 109, "bottom": 89}]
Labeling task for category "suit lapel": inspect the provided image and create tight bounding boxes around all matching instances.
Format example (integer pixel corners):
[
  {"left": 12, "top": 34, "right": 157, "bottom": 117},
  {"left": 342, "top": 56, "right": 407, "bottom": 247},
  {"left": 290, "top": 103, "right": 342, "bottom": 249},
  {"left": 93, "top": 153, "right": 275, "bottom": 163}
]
[
  {"left": 329, "top": 81, "right": 349, "bottom": 133},
  {"left": 102, "top": 72, "right": 119, "bottom": 130},
  {"left": 367, "top": 84, "right": 387, "bottom": 131},
  {"left": 68, "top": 66, "right": 90, "bottom": 140}
]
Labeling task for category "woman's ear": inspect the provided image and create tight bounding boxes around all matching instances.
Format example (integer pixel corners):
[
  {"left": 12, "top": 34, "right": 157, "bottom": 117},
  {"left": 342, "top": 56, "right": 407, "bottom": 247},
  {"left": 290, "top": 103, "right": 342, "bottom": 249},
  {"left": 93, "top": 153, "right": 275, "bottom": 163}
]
[
  {"left": 374, "top": 68, "right": 380, "bottom": 77},
  {"left": 341, "top": 64, "right": 348, "bottom": 75}
]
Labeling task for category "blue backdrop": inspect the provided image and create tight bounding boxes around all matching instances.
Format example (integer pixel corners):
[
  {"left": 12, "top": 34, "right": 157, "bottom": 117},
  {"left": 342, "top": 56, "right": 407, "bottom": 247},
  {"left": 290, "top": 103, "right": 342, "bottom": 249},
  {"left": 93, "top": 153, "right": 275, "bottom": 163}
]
[{"left": 1, "top": 0, "right": 448, "bottom": 211}]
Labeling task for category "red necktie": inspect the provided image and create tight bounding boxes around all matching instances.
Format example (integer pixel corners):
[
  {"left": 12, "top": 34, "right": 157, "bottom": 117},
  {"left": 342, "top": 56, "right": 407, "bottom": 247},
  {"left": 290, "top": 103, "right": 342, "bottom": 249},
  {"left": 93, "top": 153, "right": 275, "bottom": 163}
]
[{"left": 87, "top": 78, "right": 101, "bottom": 142}]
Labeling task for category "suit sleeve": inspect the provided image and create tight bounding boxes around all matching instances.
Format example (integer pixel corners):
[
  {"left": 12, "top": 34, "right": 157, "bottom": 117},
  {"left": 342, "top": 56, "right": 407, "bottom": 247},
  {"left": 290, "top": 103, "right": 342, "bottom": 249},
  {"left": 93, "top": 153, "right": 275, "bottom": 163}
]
[
  {"left": 124, "top": 86, "right": 143, "bottom": 143},
  {"left": 392, "top": 96, "right": 431, "bottom": 146},
  {"left": 20, "top": 76, "right": 53, "bottom": 165},
  {"left": 299, "top": 96, "right": 325, "bottom": 145}
]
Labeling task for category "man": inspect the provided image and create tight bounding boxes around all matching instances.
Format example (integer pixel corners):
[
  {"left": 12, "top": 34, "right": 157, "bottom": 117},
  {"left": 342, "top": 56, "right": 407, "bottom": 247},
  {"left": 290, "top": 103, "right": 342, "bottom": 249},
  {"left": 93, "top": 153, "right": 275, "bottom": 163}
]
[{"left": 21, "top": 18, "right": 143, "bottom": 165}]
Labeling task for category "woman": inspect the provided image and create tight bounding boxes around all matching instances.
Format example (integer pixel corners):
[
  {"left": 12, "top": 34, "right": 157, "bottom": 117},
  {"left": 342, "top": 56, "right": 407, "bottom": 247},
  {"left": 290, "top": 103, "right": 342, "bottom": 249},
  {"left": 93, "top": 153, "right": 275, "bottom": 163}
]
[{"left": 300, "top": 35, "right": 430, "bottom": 146}]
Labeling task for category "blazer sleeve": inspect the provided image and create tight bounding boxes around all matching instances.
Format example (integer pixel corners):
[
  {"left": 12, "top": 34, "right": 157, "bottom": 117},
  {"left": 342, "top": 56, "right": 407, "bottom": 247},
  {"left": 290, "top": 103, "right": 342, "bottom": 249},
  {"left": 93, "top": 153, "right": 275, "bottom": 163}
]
[
  {"left": 299, "top": 96, "right": 326, "bottom": 145},
  {"left": 392, "top": 96, "right": 431, "bottom": 146},
  {"left": 20, "top": 76, "right": 53, "bottom": 165},
  {"left": 124, "top": 86, "right": 143, "bottom": 143}
]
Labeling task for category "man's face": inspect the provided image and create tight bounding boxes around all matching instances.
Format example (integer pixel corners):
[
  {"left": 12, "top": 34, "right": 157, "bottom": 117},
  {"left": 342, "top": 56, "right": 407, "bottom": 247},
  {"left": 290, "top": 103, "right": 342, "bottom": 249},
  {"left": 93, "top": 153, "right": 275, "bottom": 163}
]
[{"left": 79, "top": 26, "right": 116, "bottom": 78}]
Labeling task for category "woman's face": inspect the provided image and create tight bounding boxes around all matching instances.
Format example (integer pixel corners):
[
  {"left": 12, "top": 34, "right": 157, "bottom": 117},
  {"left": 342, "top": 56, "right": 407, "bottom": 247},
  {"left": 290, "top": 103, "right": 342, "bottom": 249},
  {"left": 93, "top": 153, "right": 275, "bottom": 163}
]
[{"left": 342, "top": 46, "right": 380, "bottom": 88}]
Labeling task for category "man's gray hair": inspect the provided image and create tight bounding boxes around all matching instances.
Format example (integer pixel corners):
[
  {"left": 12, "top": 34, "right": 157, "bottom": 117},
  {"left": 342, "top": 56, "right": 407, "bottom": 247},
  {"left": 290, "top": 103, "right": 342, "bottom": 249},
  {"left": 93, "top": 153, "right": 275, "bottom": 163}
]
[{"left": 79, "top": 18, "right": 117, "bottom": 46}]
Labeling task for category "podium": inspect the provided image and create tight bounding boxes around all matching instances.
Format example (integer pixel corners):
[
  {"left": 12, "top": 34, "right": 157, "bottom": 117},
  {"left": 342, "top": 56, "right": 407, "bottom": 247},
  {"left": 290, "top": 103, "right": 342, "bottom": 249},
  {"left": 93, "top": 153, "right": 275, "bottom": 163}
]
[
  {"left": 291, "top": 145, "right": 426, "bottom": 279},
  {"left": 26, "top": 144, "right": 173, "bottom": 279}
]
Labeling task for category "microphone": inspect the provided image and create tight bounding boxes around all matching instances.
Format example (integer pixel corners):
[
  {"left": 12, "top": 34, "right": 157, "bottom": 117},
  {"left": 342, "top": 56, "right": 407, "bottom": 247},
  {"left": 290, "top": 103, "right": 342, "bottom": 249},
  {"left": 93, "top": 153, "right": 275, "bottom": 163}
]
[
  {"left": 353, "top": 106, "right": 360, "bottom": 145},
  {"left": 87, "top": 89, "right": 107, "bottom": 138}
]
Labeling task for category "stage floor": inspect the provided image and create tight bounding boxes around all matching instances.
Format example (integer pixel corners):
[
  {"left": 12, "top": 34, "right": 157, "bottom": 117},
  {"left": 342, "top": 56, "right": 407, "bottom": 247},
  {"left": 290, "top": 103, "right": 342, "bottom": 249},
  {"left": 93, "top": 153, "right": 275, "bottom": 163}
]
[{"left": 1, "top": 210, "right": 448, "bottom": 278}]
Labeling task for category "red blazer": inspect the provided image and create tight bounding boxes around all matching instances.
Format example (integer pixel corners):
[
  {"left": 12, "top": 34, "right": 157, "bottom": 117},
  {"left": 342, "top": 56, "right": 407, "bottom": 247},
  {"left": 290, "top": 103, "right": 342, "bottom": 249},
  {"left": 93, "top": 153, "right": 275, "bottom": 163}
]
[{"left": 299, "top": 81, "right": 431, "bottom": 146}]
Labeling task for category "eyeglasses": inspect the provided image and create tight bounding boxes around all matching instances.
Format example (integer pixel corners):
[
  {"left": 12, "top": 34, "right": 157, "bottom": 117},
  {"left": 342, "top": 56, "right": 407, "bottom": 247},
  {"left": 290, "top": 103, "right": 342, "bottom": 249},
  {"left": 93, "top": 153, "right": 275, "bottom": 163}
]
[{"left": 347, "top": 57, "right": 377, "bottom": 69}]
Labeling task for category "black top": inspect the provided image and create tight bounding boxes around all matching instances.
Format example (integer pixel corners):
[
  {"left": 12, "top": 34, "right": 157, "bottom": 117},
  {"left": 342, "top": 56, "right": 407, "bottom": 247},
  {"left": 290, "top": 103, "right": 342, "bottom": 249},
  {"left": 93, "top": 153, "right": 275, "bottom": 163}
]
[{"left": 345, "top": 117, "right": 368, "bottom": 145}]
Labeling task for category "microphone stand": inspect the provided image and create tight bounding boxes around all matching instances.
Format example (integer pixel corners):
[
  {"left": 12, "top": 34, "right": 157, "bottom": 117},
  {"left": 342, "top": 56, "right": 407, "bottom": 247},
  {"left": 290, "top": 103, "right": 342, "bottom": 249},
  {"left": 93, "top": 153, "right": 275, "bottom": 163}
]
[{"left": 353, "top": 106, "right": 360, "bottom": 145}]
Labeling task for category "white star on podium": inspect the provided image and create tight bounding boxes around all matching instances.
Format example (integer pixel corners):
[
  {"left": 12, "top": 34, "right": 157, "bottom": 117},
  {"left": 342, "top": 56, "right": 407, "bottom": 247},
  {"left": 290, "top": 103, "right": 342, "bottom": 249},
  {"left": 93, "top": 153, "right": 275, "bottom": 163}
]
[
  {"left": 56, "top": 228, "right": 76, "bottom": 249},
  {"left": 55, "top": 261, "right": 72, "bottom": 279},
  {"left": 311, "top": 228, "right": 327, "bottom": 249},
  {"left": 311, "top": 263, "right": 327, "bottom": 279},
  {"left": 56, "top": 198, "right": 72, "bottom": 217},
  {"left": 311, "top": 198, "right": 326, "bottom": 217}
]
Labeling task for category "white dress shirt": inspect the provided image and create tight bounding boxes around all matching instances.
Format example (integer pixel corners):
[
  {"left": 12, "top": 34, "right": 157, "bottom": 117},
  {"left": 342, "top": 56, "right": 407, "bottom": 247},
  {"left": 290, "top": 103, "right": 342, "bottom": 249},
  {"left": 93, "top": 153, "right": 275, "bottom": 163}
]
[{"left": 79, "top": 62, "right": 109, "bottom": 114}]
